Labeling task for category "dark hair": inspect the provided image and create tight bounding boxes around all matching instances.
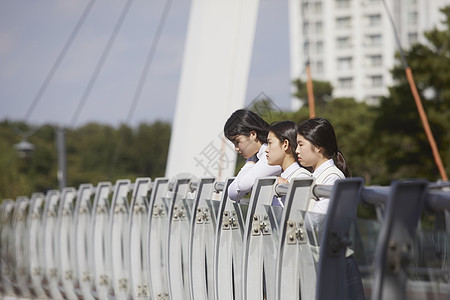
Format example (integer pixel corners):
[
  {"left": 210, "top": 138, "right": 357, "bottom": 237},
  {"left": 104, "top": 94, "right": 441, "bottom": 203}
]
[
  {"left": 269, "top": 121, "right": 298, "bottom": 160},
  {"left": 297, "top": 117, "right": 350, "bottom": 177},
  {"left": 224, "top": 109, "right": 269, "bottom": 144}
]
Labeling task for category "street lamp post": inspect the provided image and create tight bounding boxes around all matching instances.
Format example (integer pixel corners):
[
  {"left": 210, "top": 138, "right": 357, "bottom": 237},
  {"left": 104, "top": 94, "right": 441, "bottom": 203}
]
[
  {"left": 14, "top": 126, "right": 67, "bottom": 190},
  {"left": 55, "top": 127, "right": 67, "bottom": 190},
  {"left": 14, "top": 138, "right": 35, "bottom": 158}
]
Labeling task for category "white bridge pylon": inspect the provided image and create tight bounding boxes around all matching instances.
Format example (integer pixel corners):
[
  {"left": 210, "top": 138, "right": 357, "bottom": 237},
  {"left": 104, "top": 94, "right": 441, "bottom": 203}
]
[{"left": 165, "top": 0, "right": 260, "bottom": 181}]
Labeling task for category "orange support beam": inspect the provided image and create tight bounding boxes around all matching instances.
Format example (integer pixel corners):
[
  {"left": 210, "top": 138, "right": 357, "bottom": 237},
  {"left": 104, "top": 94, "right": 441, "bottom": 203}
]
[
  {"left": 306, "top": 65, "right": 315, "bottom": 118},
  {"left": 405, "top": 67, "right": 448, "bottom": 181}
]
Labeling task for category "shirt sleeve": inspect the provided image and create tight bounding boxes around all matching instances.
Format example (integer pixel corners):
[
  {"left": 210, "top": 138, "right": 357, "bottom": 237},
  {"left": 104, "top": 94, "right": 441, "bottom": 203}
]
[
  {"left": 308, "top": 172, "right": 343, "bottom": 230},
  {"left": 228, "top": 155, "right": 281, "bottom": 201}
]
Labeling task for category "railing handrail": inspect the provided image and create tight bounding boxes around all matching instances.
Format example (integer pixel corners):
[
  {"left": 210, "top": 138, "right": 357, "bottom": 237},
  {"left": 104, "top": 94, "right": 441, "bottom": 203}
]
[{"left": 273, "top": 180, "right": 450, "bottom": 212}]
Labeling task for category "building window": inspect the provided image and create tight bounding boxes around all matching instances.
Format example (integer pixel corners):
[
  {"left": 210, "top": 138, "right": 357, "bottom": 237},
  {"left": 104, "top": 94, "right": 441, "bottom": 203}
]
[
  {"left": 408, "top": 32, "right": 418, "bottom": 44},
  {"left": 337, "top": 36, "right": 352, "bottom": 49},
  {"left": 303, "top": 21, "right": 310, "bottom": 35},
  {"left": 338, "top": 77, "right": 353, "bottom": 89},
  {"left": 311, "top": 60, "right": 324, "bottom": 74},
  {"left": 336, "top": 0, "right": 350, "bottom": 8},
  {"left": 315, "top": 21, "right": 323, "bottom": 34},
  {"left": 314, "top": 2, "right": 323, "bottom": 14},
  {"left": 336, "top": 16, "right": 352, "bottom": 29},
  {"left": 304, "top": 41, "right": 310, "bottom": 54},
  {"left": 366, "top": 14, "right": 381, "bottom": 26},
  {"left": 302, "top": 2, "right": 310, "bottom": 14},
  {"left": 316, "top": 61, "right": 324, "bottom": 74},
  {"left": 408, "top": 11, "right": 418, "bottom": 25},
  {"left": 337, "top": 57, "right": 353, "bottom": 70},
  {"left": 365, "top": 34, "right": 382, "bottom": 47},
  {"left": 367, "top": 54, "right": 382, "bottom": 66},
  {"left": 369, "top": 75, "right": 383, "bottom": 87},
  {"left": 316, "top": 41, "right": 323, "bottom": 53}
]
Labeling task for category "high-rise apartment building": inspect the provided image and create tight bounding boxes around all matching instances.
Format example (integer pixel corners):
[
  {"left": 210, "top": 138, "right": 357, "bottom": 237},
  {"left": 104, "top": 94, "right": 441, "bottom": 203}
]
[{"left": 288, "top": 0, "right": 450, "bottom": 107}]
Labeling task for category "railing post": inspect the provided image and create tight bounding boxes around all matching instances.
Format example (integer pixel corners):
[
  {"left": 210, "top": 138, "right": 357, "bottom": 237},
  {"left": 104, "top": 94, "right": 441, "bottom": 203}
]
[
  {"left": 91, "top": 182, "right": 113, "bottom": 300},
  {"left": 57, "top": 187, "right": 78, "bottom": 300},
  {"left": 109, "top": 179, "right": 132, "bottom": 300},
  {"left": 73, "top": 183, "right": 95, "bottom": 300},
  {"left": 42, "top": 190, "right": 64, "bottom": 299},
  {"left": 316, "top": 178, "right": 365, "bottom": 300},
  {"left": 128, "top": 177, "right": 152, "bottom": 300},
  {"left": 166, "top": 174, "right": 197, "bottom": 300},
  {"left": 214, "top": 177, "right": 245, "bottom": 300},
  {"left": 27, "top": 192, "right": 47, "bottom": 298},
  {"left": 275, "top": 177, "right": 316, "bottom": 300},
  {"left": 371, "top": 179, "right": 428, "bottom": 300},
  {"left": 0, "top": 200, "right": 15, "bottom": 296},
  {"left": 147, "top": 177, "right": 170, "bottom": 300},
  {"left": 241, "top": 177, "right": 278, "bottom": 300},
  {"left": 12, "top": 197, "right": 31, "bottom": 297},
  {"left": 188, "top": 177, "right": 217, "bottom": 300}
]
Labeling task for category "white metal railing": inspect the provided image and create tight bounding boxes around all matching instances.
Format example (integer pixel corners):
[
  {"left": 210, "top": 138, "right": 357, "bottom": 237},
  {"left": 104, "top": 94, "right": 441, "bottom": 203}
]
[{"left": 0, "top": 176, "right": 449, "bottom": 300}]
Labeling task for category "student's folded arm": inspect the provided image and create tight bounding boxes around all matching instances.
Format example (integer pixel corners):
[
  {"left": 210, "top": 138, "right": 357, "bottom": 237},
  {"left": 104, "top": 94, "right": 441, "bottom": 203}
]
[{"left": 228, "top": 159, "right": 281, "bottom": 201}]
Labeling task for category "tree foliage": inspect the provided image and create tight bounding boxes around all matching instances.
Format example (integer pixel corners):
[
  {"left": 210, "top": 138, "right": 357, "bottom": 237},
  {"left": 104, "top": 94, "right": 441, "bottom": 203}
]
[
  {"left": 0, "top": 120, "right": 171, "bottom": 200},
  {"left": 371, "top": 6, "right": 450, "bottom": 184},
  {"left": 293, "top": 78, "right": 333, "bottom": 107}
]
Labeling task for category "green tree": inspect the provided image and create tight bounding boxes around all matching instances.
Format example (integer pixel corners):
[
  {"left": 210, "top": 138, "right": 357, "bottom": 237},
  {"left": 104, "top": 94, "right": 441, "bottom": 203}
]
[
  {"left": 372, "top": 6, "right": 450, "bottom": 183},
  {"left": 0, "top": 120, "right": 172, "bottom": 200}
]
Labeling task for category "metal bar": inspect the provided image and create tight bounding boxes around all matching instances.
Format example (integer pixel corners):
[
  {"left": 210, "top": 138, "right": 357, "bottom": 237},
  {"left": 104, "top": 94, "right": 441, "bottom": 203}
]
[
  {"left": 429, "top": 181, "right": 450, "bottom": 189},
  {"left": 274, "top": 183, "right": 289, "bottom": 197},
  {"left": 189, "top": 181, "right": 199, "bottom": 192},
  {"left": 313, "top": 184, "right": 450, "bottom": 212},
  {"left": 425, "top": 190, "right": 450, "bottom": 211},
  {"left": 214, "top": 181, "right": 225, "bottom": 193}
]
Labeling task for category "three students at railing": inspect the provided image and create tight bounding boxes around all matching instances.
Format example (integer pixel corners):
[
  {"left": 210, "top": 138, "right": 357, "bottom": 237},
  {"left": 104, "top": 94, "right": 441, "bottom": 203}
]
[{"left": 224, "top": 109, "right": 365, "bottom": 300}]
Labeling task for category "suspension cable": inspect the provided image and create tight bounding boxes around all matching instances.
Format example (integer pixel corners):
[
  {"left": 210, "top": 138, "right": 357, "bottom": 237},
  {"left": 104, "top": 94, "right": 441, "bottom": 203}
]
[
  {"left": 125, "top": 0, "right": 173, "bottom": 123},
  {"left": 109, "top": 0, "right": 173, "bottom": 176},
  {"left": 23, "top": 0, "right": 96, "bottom": 124},
  {"left": 70, "top": 0, "right": 134, "bottom": 127}
]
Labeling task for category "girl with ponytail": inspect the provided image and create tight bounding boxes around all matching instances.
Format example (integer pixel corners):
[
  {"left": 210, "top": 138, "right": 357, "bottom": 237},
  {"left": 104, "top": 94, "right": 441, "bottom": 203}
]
[
  {"left": 296, "top": 117, "right": 365, "bottom": 300},
  {"left": 296, "top": 117, "right": 349, "bottom": 180}
]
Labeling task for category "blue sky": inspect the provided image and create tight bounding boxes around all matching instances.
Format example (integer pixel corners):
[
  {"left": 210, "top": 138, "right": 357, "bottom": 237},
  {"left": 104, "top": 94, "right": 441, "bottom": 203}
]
[{"left": 0, "top": 0, "right": 291, "bottom": 128}]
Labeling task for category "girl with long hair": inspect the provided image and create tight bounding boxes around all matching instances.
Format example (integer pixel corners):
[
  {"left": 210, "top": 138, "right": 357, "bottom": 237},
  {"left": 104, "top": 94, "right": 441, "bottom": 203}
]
[
  {"left": 296, "top": 117, "right": 365, "bottom": 300},
  {"left": 265, "top": 121, "right": 311, "bottom": 181},
  {"left": 265, "top": 120, "right": 311, "bottom": 206}
]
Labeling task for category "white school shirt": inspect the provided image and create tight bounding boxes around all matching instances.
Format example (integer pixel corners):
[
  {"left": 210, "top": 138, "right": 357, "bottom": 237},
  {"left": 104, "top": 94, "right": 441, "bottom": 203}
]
[
  {"left": 309, "top": 159, "right": 345, "bottom": 222},
  {"left": 272, "top": 162, "right": 312, "bottom": 206},
  {"left": 228, "top": 144, "right": 281, "bottom": 202},
  {"left": 307, "top": 159, "right": 353, "bottom": 259},
  {"left": 281, "top": 162, "right": 311, "bottom": 182}
]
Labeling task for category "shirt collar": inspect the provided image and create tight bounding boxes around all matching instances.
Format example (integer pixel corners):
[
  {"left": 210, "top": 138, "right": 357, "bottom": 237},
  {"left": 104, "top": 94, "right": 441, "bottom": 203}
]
[
  {"left": 281, "top": 162, "right": 300, "bottom": 179},
  {"left": 313, "top": 159, "right": 334, "bottom": 177},
  {"left": 257, "top": 143, "right": 268, "bottom": 160}
]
